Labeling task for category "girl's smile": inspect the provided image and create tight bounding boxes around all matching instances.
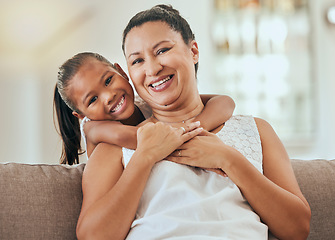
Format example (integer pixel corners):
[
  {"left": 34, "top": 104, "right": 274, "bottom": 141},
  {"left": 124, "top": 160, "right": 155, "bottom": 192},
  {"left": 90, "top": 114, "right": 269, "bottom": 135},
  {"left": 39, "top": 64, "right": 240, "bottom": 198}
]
[{"left": 110, "top": 94, "right": 126, "bottom": 113}]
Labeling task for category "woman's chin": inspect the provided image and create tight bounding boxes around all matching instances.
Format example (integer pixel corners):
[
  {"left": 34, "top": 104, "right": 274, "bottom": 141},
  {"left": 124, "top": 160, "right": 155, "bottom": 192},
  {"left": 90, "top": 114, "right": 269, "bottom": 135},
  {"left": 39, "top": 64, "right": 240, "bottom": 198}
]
[{"left": 153, "top": 97, "right": 181, "bottom": 109}]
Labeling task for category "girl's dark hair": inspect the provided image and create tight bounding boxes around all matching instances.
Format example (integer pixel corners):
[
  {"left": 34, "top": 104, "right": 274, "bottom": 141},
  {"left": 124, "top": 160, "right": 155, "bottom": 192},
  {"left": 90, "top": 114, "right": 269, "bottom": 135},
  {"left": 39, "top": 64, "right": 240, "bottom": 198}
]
[
  {"left": 54, "top": 86, "right": 82, "bottom": 165},
  {"left": 122, "top": 4, "right": 198, "bottom": 74},
  {"left": 54, "top": 52, "right": 113, "bottom": 165}
]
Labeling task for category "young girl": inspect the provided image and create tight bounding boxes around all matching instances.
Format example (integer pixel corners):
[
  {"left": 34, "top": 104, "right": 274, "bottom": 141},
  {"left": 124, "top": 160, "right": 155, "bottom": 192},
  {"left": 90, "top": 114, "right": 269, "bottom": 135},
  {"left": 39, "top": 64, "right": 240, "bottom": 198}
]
[{"left": 54, "top": 52, "right": 235, "bottom": 165}]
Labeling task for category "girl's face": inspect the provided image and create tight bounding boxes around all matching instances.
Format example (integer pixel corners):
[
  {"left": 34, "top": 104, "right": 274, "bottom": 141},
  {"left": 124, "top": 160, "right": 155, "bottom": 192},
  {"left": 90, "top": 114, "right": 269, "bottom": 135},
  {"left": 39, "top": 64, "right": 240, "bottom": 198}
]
[
  {"left": 69, "top": 59, "right": 135, "bottom": 121},
  {"left": 124, "top": 21, "right": 199, "bottom": 110}
]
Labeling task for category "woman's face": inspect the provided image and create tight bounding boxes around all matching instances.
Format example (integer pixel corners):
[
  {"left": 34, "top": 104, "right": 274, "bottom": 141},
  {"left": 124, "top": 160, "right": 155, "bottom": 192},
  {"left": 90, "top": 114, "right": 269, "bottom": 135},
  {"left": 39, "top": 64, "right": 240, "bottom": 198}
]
[
  {"left": 124, "top": 21, "right": 199, "bottom": 110},
  {"left": 69, "top": 59, "right": 135, "bottom": 121}
]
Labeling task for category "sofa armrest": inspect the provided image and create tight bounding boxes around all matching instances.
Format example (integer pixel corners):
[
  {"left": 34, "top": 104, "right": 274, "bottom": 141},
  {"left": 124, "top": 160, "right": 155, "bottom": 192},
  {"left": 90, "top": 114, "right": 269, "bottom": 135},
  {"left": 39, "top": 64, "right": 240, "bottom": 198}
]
[
  {"left": 291, "top": 159, "right": 335, "bottom": 240},
  {"left": 0, "top": 163, "right": 85, "bottom": 240}
]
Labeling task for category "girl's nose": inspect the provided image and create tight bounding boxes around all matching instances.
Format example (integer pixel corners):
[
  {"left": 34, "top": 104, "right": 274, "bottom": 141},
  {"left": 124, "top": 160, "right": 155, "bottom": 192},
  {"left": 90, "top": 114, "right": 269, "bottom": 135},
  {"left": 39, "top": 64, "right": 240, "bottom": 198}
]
[
  {"left": 145, "top": 57, "right": 163, "bottom": 76},
  {"left": 102, "top": 91, "right": 115, "bottom": 107}
]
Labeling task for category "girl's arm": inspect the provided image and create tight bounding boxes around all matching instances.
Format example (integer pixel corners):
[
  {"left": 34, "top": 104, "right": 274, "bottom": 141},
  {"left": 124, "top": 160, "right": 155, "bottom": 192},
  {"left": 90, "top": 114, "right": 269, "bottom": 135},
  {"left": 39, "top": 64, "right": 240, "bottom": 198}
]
[
  {"left": 83, "top": 103, "right": 146, "bottom": 156},
  {"left": 197, "top": 94, "right": 235, "bottom": 131},
  {"left": 84, "top": 120, "right": 138, "bottom": 155},
  {"left": 76, "top": 121, "right": 203, "bottom": 240}
]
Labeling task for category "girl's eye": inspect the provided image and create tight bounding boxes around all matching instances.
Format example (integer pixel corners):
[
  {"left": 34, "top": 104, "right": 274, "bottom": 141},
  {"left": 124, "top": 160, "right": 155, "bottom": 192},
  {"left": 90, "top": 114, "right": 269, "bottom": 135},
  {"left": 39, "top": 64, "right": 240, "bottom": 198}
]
[
  {"left": 105, "top": 76, "right": 112, "bottom": 86},
  {"left": 88, "top": 96, "right": 97, "bottom": 106},
  {"left": 157, "top": 47, "right": 170, "bottom": 55},
  {"left": 132, "top": 58, "right": 143, "bottom": 65}
]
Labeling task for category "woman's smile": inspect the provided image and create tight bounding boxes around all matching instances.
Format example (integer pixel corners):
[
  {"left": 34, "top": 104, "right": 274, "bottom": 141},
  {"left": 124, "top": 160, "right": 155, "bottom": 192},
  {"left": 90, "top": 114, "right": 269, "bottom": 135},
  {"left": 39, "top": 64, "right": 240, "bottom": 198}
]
[
  {"left": 149, "top": 75, "right": 174, "bottom": 92},
  {"left": 125, "top": 21, "right": 199, "bottom": 108}
]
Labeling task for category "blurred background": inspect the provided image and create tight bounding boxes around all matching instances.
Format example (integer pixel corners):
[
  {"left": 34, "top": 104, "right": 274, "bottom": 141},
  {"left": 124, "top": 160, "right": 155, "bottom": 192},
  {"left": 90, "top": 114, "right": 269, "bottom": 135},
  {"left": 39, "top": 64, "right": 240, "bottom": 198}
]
[{"left": 0, "top": 0, "right": 334, "bottom": 164}]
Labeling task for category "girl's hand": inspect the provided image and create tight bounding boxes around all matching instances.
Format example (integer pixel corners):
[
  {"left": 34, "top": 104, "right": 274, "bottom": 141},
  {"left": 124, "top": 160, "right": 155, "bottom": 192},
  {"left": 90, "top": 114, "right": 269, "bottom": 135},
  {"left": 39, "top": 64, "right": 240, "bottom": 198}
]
[{"left": 136, "top": 121, "right": 203, "bottom": 164}]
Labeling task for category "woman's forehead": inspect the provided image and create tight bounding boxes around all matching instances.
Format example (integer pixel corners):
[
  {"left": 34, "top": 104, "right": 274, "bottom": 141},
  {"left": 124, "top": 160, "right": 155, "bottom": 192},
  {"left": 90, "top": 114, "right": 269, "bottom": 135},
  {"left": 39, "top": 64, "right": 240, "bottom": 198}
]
[{"left": 124, "top": 22, "right": 182, "bottom": 54}]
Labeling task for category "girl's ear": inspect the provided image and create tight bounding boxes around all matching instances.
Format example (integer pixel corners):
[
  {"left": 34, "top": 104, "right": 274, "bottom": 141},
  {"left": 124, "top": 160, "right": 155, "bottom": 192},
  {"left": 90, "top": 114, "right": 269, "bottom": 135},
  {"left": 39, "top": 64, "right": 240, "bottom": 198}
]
[
  {"left": 114, "top": 63, "right": 129, "bottom": 81},
  {"left": 72, "top": 111, "right": 85, "bottom": 120},
  {"left": 190, "top": 40, "right": 199, "bottom": 64}
]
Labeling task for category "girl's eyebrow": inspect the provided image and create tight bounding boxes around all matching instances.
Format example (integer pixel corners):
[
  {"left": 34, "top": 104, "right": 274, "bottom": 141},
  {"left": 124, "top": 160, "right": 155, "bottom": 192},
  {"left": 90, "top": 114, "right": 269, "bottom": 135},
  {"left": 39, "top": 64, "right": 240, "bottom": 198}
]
[
  {"left": 127, "top": 40, "right": 171, "bottom": 59},
  {"left": 82, "top": 70, "right": 110, "bottom": 105}
]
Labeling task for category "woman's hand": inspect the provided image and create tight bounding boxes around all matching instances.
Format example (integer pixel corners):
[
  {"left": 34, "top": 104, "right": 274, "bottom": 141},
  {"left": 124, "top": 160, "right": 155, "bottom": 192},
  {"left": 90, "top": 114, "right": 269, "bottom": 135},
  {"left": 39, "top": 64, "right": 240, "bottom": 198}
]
[
  {"left": 136, "top": 121, "right": 203, "bottom": 165},
  {"left": 166, "top": 129, "right": 229, "bottom": 169}
]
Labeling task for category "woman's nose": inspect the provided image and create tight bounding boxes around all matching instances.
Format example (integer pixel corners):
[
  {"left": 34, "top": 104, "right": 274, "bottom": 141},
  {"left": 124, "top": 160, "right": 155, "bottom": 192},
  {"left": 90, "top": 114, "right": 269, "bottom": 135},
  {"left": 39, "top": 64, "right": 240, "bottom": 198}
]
[{"left": 145, "top": 57, "right": 163, "bottom": 76}]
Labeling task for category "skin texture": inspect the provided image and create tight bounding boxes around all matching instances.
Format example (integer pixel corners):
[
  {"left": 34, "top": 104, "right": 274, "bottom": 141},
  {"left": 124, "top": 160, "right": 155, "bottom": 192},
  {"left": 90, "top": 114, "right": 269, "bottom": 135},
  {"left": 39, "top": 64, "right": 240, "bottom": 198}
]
[{"left": 76, "top": 21, "right": 311, "bottom": 240}]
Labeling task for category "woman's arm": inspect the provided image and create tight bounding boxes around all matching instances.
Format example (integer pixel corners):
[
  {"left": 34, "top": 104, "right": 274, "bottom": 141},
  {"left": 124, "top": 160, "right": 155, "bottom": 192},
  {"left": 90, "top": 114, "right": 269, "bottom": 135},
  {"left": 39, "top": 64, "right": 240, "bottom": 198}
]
[
  {"left": 246, "top": 118, "right": 311, "bottom": 239},
  {"left": 168, "top": 118, "right": 311, "bottom": 240},
  {"left": 76, "top": 121, "right": 203, "bottom": 240},
  {"left": 197, "top": 94, "right": 235, "bottom": 131},
  {"left": 222, "top": 118, "right": 310, "bottom": 239},
  {"left": 76, "top": 142, "right": 150, "bottom": 240}
]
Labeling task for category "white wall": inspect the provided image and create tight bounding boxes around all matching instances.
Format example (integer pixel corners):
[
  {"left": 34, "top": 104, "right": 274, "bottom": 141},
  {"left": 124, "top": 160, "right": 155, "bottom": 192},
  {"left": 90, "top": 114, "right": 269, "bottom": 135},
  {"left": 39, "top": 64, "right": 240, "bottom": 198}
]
[
  {"left": 0, "top": 0, "right": 334, "bottom": 164},
  {"left": 307, "top": 0, "right": 335, "bottom": 159}
]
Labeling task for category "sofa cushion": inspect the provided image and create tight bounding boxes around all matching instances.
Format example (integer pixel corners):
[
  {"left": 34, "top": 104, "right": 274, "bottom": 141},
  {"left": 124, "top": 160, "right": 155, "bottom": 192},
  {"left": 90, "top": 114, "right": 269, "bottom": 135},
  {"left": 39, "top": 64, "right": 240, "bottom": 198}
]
[
  {"left": 0, "top": 163, "right": 85, "bottom": 240},
  {"left": 0, "top": 160, "right": 334, "bottom": 240},
  {"left": 291, "top": 159, "right": 335, "bottom": 240}
]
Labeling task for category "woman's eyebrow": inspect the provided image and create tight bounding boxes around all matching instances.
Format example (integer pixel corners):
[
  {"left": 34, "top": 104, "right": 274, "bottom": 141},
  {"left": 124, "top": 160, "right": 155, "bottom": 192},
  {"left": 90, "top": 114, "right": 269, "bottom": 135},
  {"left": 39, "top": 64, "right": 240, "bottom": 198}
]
[
  {"left": 128, "top": 51, "right": 140, "bottom": 59},
  {"left": 127, "top": 40, "right": 172, "bottom": 58},
  {"left": 152, "top": 40, "right": 171, "bottom": 50}
]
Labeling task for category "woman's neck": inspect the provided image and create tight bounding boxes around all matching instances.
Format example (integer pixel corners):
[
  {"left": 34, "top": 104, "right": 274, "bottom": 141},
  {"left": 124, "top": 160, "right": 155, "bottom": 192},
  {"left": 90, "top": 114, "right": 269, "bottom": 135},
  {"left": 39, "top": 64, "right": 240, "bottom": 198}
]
[{"left": 150, "top": 96, "right": 204, "bottom": 126}]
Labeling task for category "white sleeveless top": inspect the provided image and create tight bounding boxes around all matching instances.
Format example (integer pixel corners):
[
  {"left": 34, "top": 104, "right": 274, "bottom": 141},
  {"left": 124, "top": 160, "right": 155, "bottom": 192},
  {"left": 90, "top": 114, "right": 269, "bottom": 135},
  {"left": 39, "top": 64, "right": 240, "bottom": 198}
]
[{"left": 122, "top": 115, "right": 268, "bottom": 240}]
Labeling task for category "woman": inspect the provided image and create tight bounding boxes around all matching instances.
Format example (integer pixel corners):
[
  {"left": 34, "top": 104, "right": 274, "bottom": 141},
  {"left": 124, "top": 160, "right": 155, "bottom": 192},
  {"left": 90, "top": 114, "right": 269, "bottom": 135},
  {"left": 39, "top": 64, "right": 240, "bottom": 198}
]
[{"left": 76, "top": 5, "right": 311, "bottom": 240}]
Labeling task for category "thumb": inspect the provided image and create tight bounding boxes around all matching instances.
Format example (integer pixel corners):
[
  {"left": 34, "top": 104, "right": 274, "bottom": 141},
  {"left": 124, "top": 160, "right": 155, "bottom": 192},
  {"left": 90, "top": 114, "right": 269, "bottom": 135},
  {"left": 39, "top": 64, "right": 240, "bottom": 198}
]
[{"left": 198, "top": 129, "right": 214, "bottom": 136}]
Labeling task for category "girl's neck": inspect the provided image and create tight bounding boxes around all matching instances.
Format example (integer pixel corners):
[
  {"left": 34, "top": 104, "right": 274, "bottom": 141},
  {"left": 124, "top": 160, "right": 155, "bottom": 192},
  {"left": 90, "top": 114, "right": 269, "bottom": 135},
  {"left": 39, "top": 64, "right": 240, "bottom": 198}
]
[{"left": 121, "top": 105, "right": 145, "bottom": 126}]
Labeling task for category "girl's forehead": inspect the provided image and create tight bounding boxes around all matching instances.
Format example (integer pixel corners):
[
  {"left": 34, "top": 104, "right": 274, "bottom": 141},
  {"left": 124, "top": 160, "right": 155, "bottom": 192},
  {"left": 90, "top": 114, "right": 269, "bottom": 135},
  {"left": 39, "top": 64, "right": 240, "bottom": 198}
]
[
  {"left": 80, "top": 59, "right": 112, "bottom": 72},
  {"left": 70, "top": 61, "right": 113, "bottom": 94}
]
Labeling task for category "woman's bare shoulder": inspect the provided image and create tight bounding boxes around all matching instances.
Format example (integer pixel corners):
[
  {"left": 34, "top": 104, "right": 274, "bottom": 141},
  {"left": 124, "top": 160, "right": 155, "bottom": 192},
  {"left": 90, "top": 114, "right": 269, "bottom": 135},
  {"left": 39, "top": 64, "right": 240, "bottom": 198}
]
[
  {"left": 83, "top": 143, "right": 123, "bottom": 186},
  {"left": 253, "top": 117, "right": 271, "bottom": 129},
  {"left": 85, "top": 143, "right": 122, "bottom": 166}
]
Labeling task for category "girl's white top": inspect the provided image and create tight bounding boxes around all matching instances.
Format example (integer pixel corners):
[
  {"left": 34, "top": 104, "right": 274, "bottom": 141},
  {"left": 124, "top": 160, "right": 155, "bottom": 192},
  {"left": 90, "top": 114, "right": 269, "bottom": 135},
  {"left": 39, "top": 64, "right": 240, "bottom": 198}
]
[{"left": 122, "top": 115, "right": 268, "bottom": 240}]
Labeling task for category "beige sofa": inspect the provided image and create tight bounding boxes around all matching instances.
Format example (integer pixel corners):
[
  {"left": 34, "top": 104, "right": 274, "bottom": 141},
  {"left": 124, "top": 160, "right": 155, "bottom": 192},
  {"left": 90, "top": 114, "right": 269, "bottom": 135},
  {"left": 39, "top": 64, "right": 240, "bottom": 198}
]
[{"left": 0, "top": 159, "right": 334, "bottom": 240}]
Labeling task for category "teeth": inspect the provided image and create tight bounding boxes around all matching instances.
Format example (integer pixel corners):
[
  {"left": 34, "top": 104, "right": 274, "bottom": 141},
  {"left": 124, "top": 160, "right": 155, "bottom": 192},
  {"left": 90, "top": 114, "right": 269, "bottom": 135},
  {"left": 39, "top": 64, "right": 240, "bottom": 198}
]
[
  {"left": 111, "top": 96, "right": 124, "bottom": 112},
  {"left": 151, "top": 76, "right": 171, "bottom": 88}
]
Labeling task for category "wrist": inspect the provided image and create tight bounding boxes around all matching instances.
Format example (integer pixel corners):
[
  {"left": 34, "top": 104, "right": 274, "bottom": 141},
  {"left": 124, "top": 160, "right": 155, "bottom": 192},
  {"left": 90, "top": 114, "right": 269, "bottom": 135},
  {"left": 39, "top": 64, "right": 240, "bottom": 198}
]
[
  {"left": 132, "top": 149, "right": 157, "bottom": 168},
  {"left": 217, "top": 145, "right": 242, "bottom": 173}
]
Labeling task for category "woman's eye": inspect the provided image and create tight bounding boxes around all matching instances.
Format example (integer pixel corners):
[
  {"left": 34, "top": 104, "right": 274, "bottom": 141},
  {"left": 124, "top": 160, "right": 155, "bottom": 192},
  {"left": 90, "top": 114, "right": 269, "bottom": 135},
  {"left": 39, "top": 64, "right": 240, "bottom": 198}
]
[
  {"left": 132, "top": 58, "right": 143, "bottom": 65},
  {"left": 157, "top": 48, "right": 170, "bottom": 55},
  {"left": 105, "top": 76, "right": 112, "bottom": 86},
  {"left": 88, "top": 96, "right": 97, "bottom": 106}
]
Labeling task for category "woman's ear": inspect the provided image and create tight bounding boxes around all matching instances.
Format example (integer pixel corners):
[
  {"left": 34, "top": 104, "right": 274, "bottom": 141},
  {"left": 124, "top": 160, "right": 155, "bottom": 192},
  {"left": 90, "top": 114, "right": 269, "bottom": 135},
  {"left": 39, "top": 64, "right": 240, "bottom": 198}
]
[
  {"left": 114, "top": 63, "right": 129, "bottom": 81},
  {"left": 72, "top": 111, "right": 85, "bottom": 120},
  {"left": 190, "top": 40, "right": 199, "bottom": 64}
]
